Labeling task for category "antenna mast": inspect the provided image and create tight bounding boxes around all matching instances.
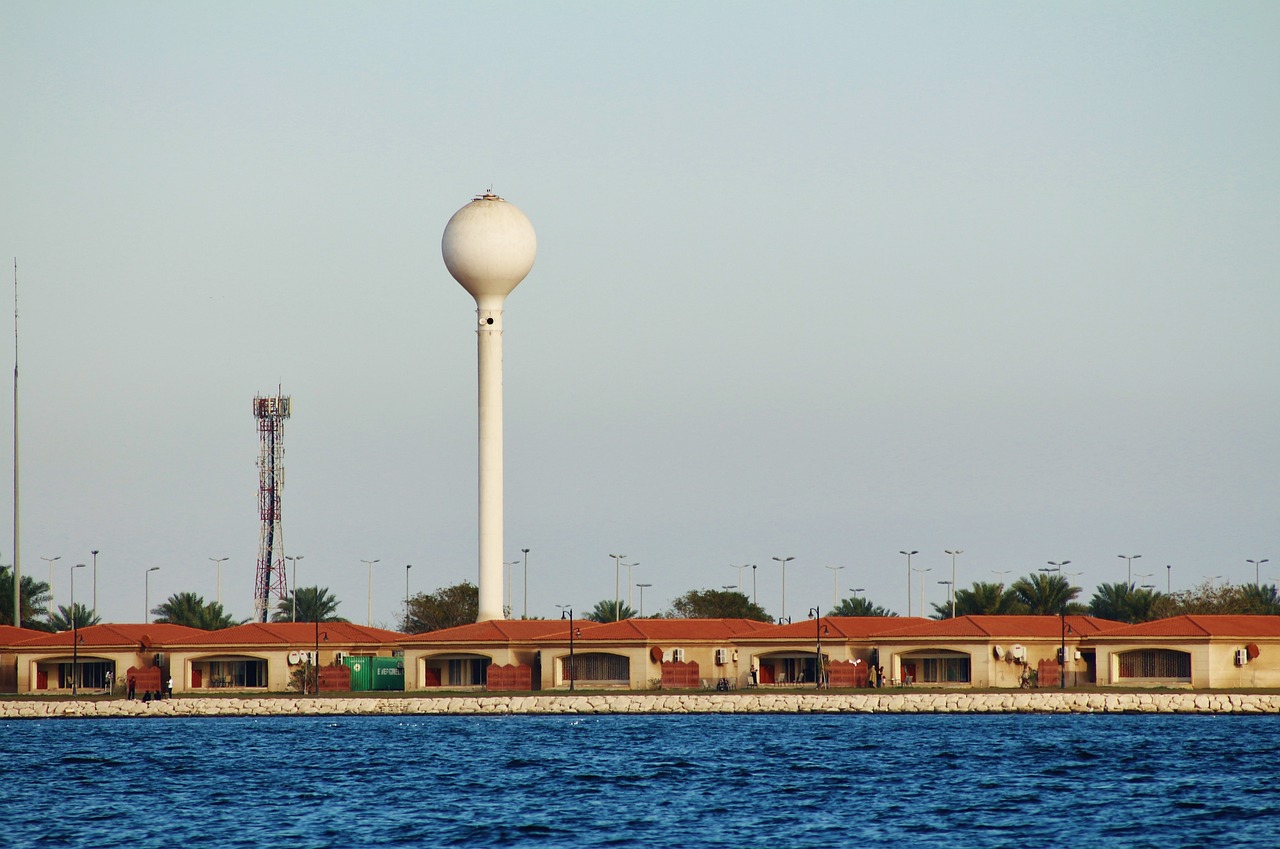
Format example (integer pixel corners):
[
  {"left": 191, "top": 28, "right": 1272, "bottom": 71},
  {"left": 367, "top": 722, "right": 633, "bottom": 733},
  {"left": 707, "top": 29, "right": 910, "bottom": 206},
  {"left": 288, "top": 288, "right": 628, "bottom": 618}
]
[{"left": 252, "top": 391, "right": 291, "bottom": 622}]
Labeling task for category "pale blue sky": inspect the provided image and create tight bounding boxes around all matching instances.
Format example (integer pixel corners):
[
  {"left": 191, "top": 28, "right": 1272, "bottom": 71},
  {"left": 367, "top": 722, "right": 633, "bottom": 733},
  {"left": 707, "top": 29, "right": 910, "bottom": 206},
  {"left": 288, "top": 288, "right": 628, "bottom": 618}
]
[{"left": 2, "top": 2, "right": 1277, "bottom": 626}]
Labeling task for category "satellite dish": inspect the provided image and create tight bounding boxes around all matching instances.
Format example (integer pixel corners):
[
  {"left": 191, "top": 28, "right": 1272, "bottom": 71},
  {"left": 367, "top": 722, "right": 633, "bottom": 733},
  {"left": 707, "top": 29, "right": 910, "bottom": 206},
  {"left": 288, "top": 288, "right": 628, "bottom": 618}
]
[
  {"left": 1011, "top": 644, "right": 1026, "bottom": 660},
  {"left": 993, "top": 645, "right": 1005, "bottom": 659},
  {"left": 288, "top": 651, "right": 300, "bottom": 665}
]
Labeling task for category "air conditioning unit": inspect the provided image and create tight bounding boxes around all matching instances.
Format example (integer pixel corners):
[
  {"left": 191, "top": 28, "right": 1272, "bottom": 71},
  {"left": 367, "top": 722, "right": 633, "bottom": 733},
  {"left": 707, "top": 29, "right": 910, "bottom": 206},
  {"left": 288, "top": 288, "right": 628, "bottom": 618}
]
[
  {"left": 1235, "top": 648, "right": 1248, "bottom": 666},
  {"left": 715, "top": 648, "right": 729, "bottom": 665},
  {"left": 671, "top": 648, "right": 685, "bottom": 662}
]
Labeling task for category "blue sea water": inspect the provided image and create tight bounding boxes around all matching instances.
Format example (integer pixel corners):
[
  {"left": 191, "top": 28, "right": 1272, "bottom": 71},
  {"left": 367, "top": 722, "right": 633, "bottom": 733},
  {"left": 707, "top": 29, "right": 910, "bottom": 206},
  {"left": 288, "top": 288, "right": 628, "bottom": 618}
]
[{"left": 2, "top": 712, "right": 1278, "bottom": 848}]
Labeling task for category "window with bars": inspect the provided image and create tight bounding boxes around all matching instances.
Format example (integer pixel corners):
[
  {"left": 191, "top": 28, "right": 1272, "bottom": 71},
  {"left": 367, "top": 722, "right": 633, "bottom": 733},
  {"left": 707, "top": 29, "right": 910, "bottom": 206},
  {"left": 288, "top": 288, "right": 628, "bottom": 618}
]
[
  {"left": 921, "top": 656, "right": 971, "bottom": 683},
  {"left": 1118, "top": 649, "right": 1191, "bottom": 679},
  {"left": 563, "top": 652, "right": 629, "bottom": 682}
]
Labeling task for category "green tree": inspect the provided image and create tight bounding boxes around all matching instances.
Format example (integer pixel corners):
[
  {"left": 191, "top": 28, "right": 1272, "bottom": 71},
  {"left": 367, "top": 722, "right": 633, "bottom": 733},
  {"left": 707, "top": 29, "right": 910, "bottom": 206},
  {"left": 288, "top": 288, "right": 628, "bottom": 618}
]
[
  {"left": 0, "top": 565, "right": 52, "bottom": 629},
  {"left": 831, "top": 595, "right": 897, "bottom": 617},
  {"left": 585, "top": 599, "right": 636, "bottom": 622},
  {"left": 154, "top": 591, "right": 241, "bottom": 630},
  {"left": 1088, "top": 582, "right": 1167, "bottom": 623},
  {"left": 273, "top": 586, "right": 345, "bottom": 624},
  {"left": 49, "top": 603, "right": 102, "bottom": 631},
  {"left": 1010, "top": 572, "right": 1083, "bottom": 615},
  {"left": 1164, "top": 580, "right": 1252, "bottom": 615},
  {"left": 939, "top": 582, "right": 1025, "bottom": 617},
  {"left": 667, "top": 589, "right": 772, "bottom": 621},
  {"left": 1239, "top": 584, "right": 1280, "bottom": 615},
  {"left": 403, "top": 581, "right": 478, "bottom": 633}
]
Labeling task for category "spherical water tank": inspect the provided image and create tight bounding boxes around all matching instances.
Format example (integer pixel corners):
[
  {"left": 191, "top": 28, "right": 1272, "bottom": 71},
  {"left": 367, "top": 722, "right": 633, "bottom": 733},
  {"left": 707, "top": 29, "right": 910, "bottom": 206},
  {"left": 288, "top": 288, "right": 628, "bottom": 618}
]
[{"left": 442, "top": 192, "right": 537, "bottom": 306}]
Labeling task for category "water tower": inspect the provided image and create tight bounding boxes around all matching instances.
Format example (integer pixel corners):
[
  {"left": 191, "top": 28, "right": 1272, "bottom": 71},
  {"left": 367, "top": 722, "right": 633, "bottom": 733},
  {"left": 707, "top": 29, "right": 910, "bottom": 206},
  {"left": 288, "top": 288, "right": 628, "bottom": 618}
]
[{"left": 442, "top": 192, "right": 536, "bottom": 622}]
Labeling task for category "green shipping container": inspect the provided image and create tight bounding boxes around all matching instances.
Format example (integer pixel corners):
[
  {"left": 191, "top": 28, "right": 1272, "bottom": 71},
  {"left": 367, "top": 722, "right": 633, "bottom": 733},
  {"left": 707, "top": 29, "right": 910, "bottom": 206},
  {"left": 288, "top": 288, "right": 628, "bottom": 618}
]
[{"left": 343, "top": 656, "right": 404, "bottom": 691}]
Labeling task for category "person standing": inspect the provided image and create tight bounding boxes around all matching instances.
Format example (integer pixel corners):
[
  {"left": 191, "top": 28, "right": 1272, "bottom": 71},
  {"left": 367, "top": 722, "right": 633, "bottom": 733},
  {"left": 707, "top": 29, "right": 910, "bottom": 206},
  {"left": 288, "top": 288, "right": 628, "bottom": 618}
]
[
  {"left": 166, "top": 675, "right": 174, "bottom": 699},
  {"left": 104, "top": 670, "right": 114, "bottom": 695}
]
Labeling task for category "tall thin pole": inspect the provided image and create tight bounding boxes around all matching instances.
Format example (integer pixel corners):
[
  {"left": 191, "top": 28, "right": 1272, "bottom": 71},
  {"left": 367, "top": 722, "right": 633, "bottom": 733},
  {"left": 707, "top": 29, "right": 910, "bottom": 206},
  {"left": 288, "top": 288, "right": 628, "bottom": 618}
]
[
  {"left": 636, "top": 583, "right": 651, "bottom": 617},
  {"left": 900, "top": 551, "right": 918, "bottom": 616},
  {"left": 145, "top": 567, "right": 159, "bottom": 623},
  {"left": 772, "top": 556, "right": 794, "bottom": 622},
  {"left": 825, "top": 565, "right": 844, "bottom": 611},
  {"left": 210, "top": 557, "right": 228, "bottom": 606},
  {"left": 944, "top": 550, "right": 962, "bottom": 616},
  {"left": 41, "top": 556, "right": 61, "bottom": 619},
  {"left": 362, "top": 559, "right": 380, "bottom": 626},
  {"left": 626, "top": 562, "right": 638, "bottom": 611},
  {"left": 12, "top": 259, "right": 19, "bottom": 627},
  {"left": 609, "top": 554, "right": 626, "bottom": 621},
  {"left": 91, "top": 550, "right": 99, "bottom": 615},
  {"left": 521, "top": 548, "right": 529, "bottom": 620}
]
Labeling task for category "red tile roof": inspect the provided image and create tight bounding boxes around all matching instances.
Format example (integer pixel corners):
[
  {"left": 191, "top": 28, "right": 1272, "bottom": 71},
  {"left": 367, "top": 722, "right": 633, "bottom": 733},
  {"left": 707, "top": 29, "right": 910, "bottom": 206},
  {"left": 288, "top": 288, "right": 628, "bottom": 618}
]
[
  {"left": 534, "top": 618, "right": 775, "bottom": 643},
  {"left": 178, "top": 621, "right": 406, "bottom": 646},
  {"left": 872, "top": 615, "right": 1125, "bottom": 640},
  {"left": 752, "top": 617, "right": 931, "bottom": 640},
  {"left": 1092, "top": 615, "right": 1280, "bottom": 639},
  {"left": 403, "top": 619, "right": 571, "bottom": 643},
  {"left": 15, "top": 623, "right": 206, "bottom": 649},
  {"left": 0, "top": 625, "right": 47, "bottom": 648}
]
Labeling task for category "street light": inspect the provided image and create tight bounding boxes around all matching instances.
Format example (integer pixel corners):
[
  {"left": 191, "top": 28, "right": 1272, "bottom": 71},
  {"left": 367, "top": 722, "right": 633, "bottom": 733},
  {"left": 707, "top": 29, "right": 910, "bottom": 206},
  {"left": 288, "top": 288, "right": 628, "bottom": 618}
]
[
  {"left": 991, "top": 569, "right": 1010, "bottom": 587},
  {"left": 557, "top": 605, "right": 577, "bottom": 690},
  {"left": 90, "top": 550, "right": 99, "bottom": 615},
  {"left": 209, "top": 557, "right": 228, "bottom": 606},
  {"left": 730, "top": 564, "right": 749, "bottom": 592},
  {"left": 144, "top": 567, "right": 160, "bottom": 623},
  {"left": 1118, "top": 553, "right": 1141, "bottom": 586},
  {"left": 41, "top": 556, "right": 61, "bottom": 618},
  {"left": 635, "top": 583, "right": 652, "bottom": 617},
  {"left": 609, "top": 554, "right": 627, "bottom": 622},
  {"left": 70, "top": 563, "right": 85, "bottom": 695},
  {"left": 944, "top": 550, "right": 963, "bottom": 615},
  {"left": 1166, "top": 563, "right": 1172, "bottom": 593},
  {"left": 809, "top": 607, "right": 826, "bottom": 689},
  {"left": 772, "top": 556, "right": 795, "bottom": 622},
  {"left": 913, "top": 567, "right": 932, "bottom": 616},
  {"left": 504, "top": 560, "right": 520, "bottom": 617},
  {"left": 361, "top": 559, "right": 380, "bottom": 626},
  {"left": 625, "top": 562, "right": 639, "bottom": 611},
  {"left": 405, "top": 564, "right": 413, "bottom": 620},
  {"left": 899, "top": 551, "right": 918, "bottom": 616},
  {"left": 938, "top": 580, "right": 954, "bottom": 618},
  {"left": 1247, "top": 559, "right": 1269, "bottom": 586},
  {"left": 285, "top": 555, "right": 304, "bottom": 622},
  {"left": 749, "top": 564, "right": 758, "bottom": 604},
  {"left": 521, "top": 548, "right": 530, "bottom": 620},
  {"left": 824, "top": 566, "right": 844, "bottom": 611}
]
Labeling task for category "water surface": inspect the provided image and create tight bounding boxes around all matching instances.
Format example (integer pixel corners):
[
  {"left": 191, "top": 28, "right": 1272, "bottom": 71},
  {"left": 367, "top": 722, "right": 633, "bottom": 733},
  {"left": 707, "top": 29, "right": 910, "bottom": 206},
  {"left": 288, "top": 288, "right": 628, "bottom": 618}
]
[{"left": 3, "top": 713, "right": 1277, "bottom": 848}]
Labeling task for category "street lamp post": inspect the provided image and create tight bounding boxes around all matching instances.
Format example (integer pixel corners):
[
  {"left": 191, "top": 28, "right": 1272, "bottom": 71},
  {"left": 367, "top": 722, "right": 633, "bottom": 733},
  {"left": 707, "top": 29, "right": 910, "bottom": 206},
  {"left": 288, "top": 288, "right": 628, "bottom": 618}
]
[
  {"left": 809, "top": 607, "right": 825, "bottom": 689},
  {"left": 1247, "top": 559, "right": 1269, "bottom": 586},
  {"left": 750, "top": 564, "right": 757, "bottom": 604},
  {"left": 521, "top": 548, "right": 530, "bottom": 620},
  {"left": 144, "top": 567, "right": 160, "bottom": 623},
  {"left": 41, "top": 556, "right": 61, "bottom": 618},
  {"left": 913, "top": 567, "right": 932, "bottom": 617},
  {"left": 772, "top": 556, "right": 795, "bottom": 622},
  {"left": 624, "top": 562, "right": 640, "bottom": 611},
  {"left": 70, "top": 563, "right": 85, "bottom": 695},
  {"left": 609, "top": 554, "right": 626, "bottom": 622},
  {"left": 1118, "top": 553, "right": 1141, "bottom": 586},
  {"left": 504, "top": 560, "right": 520, "bottom": 617},
  {"left": 730, "top": 564, "right": 748, "bottom": 592},
  {"left": 824, "top": 566, "right": 844, "bottom": 611},
  {"left": 405, "top": 564, "right": 412, "bottom": 620},
  {"left": 90, "top": 550, "right": 99, "bottom": 615},
  {"left": 285, "top": 555, "right": 304, "bottom": 622},
  {"left": 557, "top": 606, "right": 577, "bottom": 690},
  {"left": 209, "top": 557, "right": 228, "bottom": 606},
  {"left": 900, "top": 551, "right": 918, "bottom": 616},
  {"left": 938, "top": 580, "right": 954, "bottom": 618},
  {"left": 635, "top": 583, "right": 652, "bottom": 617},
  {"left": 361, "top": 559, "right": 380, "bottom": 626},
  {"left": 944, "top": 550, "right": 962, "bottom": 615}
]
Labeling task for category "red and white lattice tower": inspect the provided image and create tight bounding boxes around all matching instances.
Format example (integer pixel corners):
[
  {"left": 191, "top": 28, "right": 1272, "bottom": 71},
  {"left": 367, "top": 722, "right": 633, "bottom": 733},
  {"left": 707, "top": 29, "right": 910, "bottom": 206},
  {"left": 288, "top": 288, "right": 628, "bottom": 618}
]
[{"left": 252, "top": 392, "right": 291, "bottom": 622}]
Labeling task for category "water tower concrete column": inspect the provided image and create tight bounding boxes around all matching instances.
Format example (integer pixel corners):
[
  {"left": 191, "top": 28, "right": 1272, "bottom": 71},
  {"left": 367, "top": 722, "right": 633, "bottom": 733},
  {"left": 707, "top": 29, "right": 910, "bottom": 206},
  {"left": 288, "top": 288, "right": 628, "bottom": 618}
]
[{"left": 442, "top": 193, "right": 537, "bottom": 622}]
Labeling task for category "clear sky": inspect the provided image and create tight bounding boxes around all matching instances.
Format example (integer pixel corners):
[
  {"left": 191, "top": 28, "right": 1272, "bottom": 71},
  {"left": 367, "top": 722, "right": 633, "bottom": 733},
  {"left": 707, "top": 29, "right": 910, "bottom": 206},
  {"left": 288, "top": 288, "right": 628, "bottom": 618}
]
[{"left": 2, "top": 2, "right": 1277, "bottom": 628}]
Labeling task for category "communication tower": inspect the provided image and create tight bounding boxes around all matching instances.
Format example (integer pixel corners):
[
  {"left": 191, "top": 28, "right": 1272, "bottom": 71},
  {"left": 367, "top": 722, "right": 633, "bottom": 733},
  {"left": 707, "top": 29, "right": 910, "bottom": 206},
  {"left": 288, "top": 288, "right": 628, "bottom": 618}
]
[{"left": 252, "top": 392, "right": 291, "bottom": 622}]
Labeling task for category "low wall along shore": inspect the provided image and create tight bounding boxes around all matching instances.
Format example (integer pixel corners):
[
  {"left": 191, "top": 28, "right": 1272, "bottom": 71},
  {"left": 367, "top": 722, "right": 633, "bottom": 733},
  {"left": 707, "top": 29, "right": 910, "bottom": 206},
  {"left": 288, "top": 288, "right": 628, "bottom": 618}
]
[{"left": 3, "top": 691, "right": 1280, "bottom": 719}]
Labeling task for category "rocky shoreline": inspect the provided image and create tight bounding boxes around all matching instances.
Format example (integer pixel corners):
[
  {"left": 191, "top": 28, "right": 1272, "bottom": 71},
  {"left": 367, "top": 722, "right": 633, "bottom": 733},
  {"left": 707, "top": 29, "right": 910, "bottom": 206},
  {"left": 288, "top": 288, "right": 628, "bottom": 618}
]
[{"left": 4, "top": 690, "right": 1280, "bottom": 719}]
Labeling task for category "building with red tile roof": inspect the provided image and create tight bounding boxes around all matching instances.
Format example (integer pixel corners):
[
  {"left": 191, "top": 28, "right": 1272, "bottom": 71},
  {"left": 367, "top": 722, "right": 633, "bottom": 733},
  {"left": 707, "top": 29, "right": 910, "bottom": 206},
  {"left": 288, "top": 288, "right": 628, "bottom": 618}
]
[
  {"left": 1089, "top": 615, "right": 1280, "bottom": 688},
  {"left": 400, "top": 619, "right": 573, "bottom": 689},
  {"left": 12, "top": 623, "right": 205, "bottom": 694}
]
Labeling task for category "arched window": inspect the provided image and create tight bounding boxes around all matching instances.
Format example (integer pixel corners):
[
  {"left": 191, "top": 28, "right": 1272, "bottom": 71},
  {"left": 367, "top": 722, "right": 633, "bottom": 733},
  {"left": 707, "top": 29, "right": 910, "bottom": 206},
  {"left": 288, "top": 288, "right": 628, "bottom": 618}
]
[
  {"left": 1117, "top": 649, "right": 1191, "bottom": 680},
  {"left": 563, "top": 652, "right": 629, "bottom": 682}
]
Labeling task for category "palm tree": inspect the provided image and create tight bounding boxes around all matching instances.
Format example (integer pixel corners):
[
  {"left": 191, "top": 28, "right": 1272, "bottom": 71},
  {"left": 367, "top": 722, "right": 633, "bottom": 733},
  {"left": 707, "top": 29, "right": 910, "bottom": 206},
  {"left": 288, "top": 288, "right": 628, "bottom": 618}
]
[
  {"left": 0, "top": 565, "right": 52, "bottom": 629},
  {"left": 1010, "top": 573, "right": 1083, "bottom": 615},
  {"left": 49, "top": 603, "right": 102, "bottom": 631},
  {"left": 273, "top": 586, "right": 345, "bottom": 623},
  {"left": 831, "top": 596, "right": 897, "bottom": 617},
  {"left": 153, "top": 591, "right": 239, "bottom": 630},
  {"left": 585, "top": 599, "right": 636, "bottom": 623},
  {"left": 1089, "top": 582, "right": 1166, "bottom": 623},
  {"left": 943, "top": 582, "right": 1025, "bottom": 617},
  {"left": 1239, "top": 583, "right": 1280, "bottom": 616}
]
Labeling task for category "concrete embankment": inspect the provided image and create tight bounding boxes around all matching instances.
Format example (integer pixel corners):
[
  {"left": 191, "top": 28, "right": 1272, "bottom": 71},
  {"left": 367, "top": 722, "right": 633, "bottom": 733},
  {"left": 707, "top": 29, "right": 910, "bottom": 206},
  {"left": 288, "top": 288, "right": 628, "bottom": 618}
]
[{"left": 3, "top": 691, "right": 1279, "bottom": 719}]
